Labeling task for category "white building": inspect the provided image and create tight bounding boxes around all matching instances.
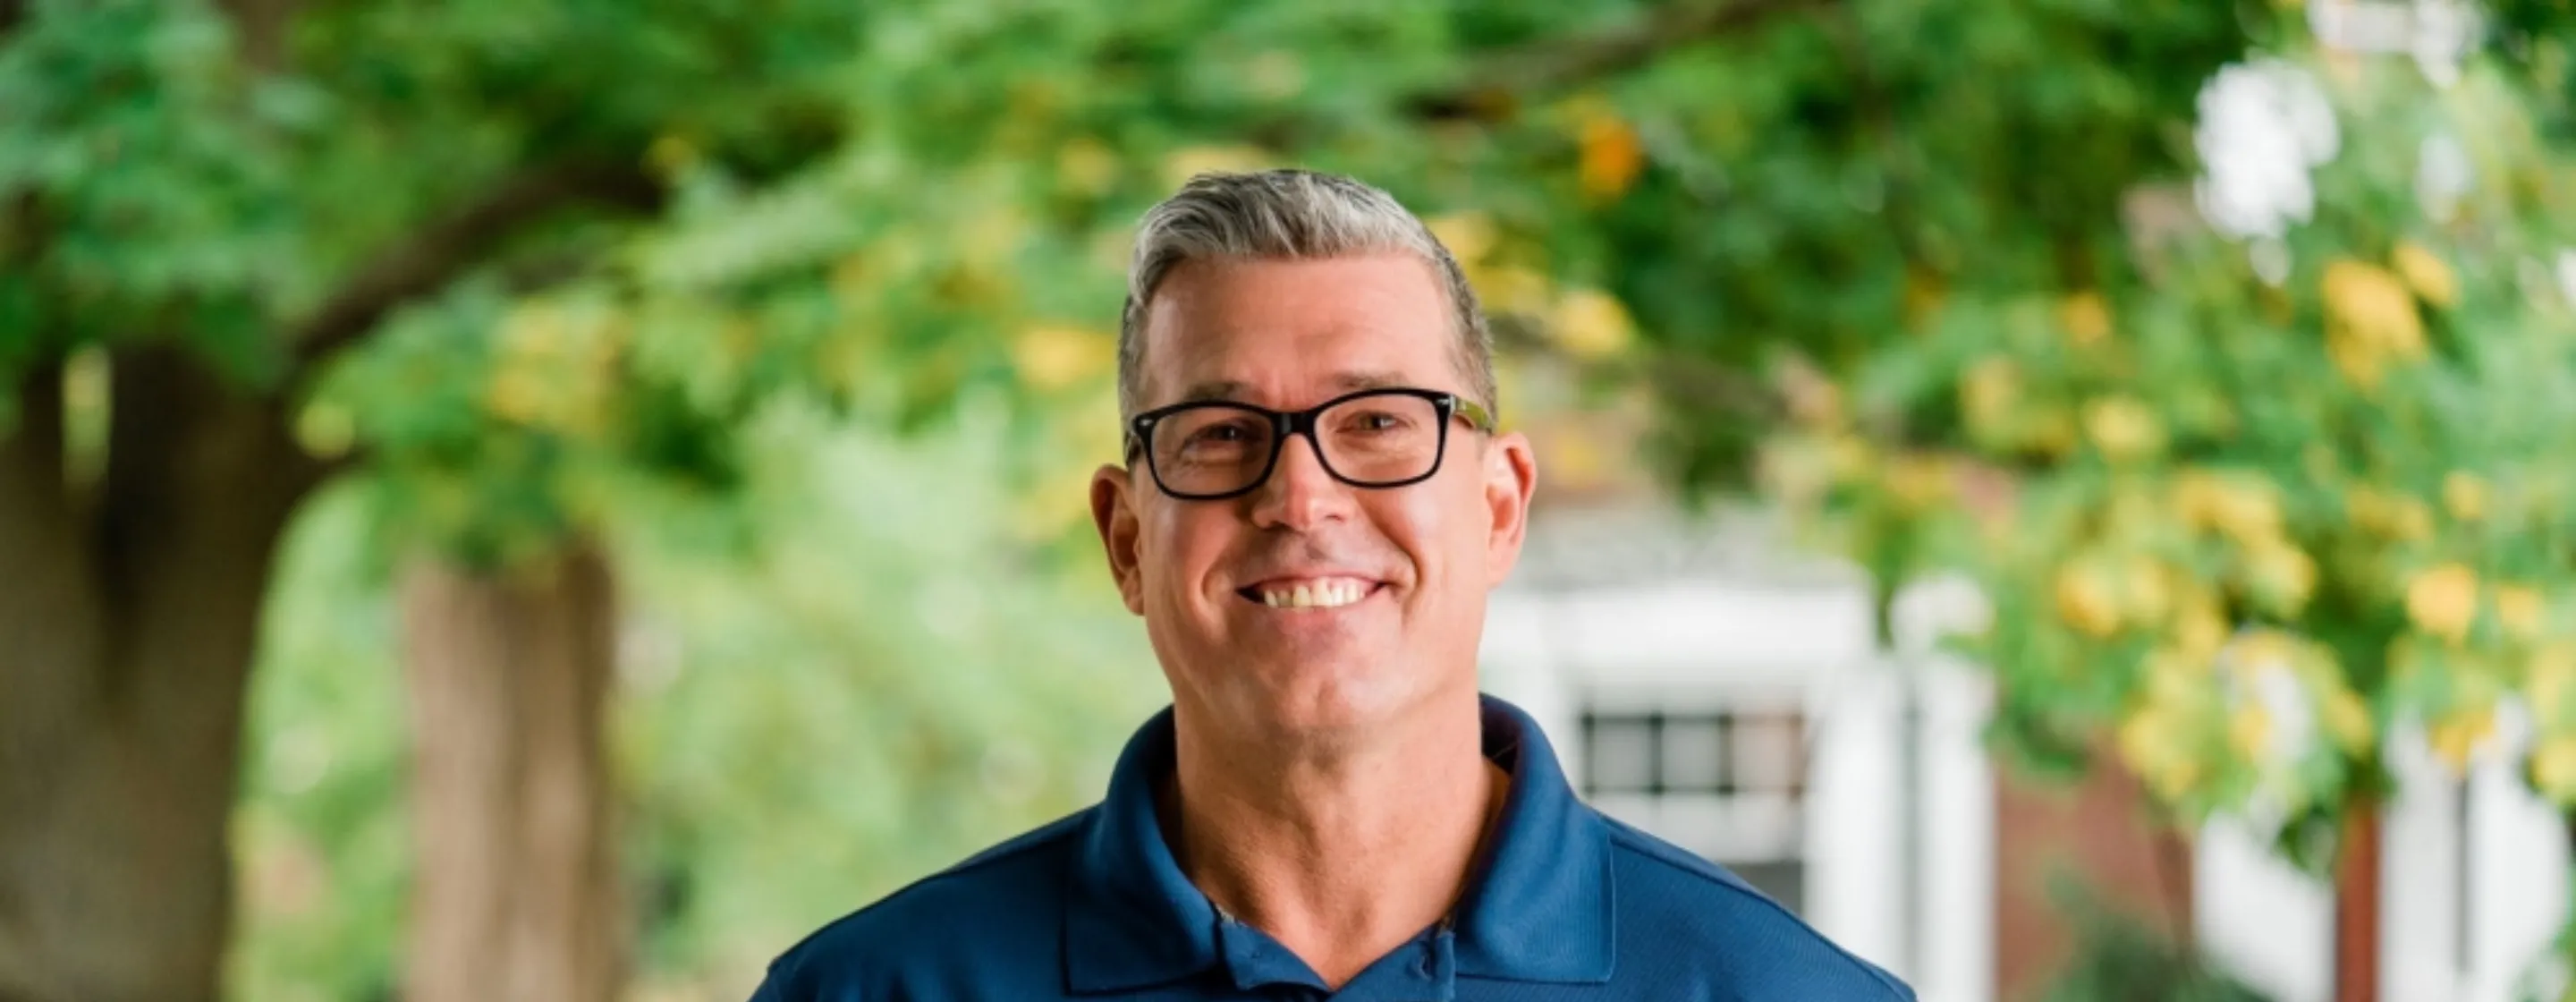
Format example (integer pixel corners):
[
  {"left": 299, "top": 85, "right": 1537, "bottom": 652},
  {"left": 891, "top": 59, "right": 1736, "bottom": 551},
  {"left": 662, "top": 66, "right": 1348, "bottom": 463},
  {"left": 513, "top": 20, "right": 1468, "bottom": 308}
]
[{"left": 1480, "top": 503, "right": 2571, "bottom": 1002}]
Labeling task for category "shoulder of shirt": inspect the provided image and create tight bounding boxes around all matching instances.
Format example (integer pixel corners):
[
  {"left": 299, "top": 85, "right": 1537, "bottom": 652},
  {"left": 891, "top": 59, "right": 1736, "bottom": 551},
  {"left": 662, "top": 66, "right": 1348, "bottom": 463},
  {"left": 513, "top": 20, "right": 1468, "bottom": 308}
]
[
  {"left": 1597, "top": 812, "right": 1916, "bottom": 1001},
  {"left": 761, "top": 807, "right": 1092, "bottom": 988}
]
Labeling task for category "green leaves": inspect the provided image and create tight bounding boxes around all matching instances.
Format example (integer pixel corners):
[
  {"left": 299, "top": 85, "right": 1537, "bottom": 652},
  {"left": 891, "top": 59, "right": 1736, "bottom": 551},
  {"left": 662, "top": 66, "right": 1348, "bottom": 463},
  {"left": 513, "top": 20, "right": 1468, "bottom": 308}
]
[{"left": 1778, "top": 31, "right": 2576, "bottom": 837}]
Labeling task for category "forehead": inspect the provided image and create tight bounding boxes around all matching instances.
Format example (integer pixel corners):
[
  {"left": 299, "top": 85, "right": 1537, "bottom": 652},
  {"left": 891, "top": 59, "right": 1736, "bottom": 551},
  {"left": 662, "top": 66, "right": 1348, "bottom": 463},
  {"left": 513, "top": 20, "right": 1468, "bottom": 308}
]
[{"left": 1135, "top": 254, "right": 1458, "bottom": 407}]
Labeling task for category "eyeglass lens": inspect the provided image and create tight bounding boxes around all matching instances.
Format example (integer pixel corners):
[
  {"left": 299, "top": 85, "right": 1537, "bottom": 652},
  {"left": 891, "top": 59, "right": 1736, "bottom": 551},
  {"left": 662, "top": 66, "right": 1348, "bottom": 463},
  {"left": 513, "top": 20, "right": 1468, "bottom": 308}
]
[{"left": 1148, "top": 393, "right": 1445, "bottom": 497}]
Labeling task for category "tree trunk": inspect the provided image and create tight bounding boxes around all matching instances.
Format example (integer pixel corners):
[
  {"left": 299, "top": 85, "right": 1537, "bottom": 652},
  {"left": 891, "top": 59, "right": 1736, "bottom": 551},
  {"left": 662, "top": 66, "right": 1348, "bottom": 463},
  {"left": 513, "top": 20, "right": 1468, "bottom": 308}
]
[
  {"left": 2334, "top": 801, "right": 2384, "bottom": 1002},
  {"left": 399, "top": 543, "right": 624, "bottom": 1002},
  {"left": 0, "top": 349, "right": 322, "bottom": 1002}
]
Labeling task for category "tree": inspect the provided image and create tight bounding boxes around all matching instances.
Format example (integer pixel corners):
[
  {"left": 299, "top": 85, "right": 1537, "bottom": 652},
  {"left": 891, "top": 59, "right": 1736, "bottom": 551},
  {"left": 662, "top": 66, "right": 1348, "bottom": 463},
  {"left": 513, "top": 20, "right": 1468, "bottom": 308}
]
[
  {"left": 0, "top": 2, "right": 868, "bottom": 996},
  {"left": 0, "top": 3, "right": 1927, "bottom": 997},
  {"left": 1749, "top": 12, "right": 2576, "bottom": 1000},
  {"left": 17, "top": 0, "right": 2393, "bottom": 997}
]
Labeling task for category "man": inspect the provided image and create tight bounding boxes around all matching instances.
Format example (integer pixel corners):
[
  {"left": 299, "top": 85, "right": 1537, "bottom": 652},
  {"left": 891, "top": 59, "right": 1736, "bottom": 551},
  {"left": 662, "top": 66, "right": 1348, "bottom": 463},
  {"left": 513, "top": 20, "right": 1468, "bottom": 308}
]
[{"left": 750, "top": 170, "right": 1911, "bottom": 999}]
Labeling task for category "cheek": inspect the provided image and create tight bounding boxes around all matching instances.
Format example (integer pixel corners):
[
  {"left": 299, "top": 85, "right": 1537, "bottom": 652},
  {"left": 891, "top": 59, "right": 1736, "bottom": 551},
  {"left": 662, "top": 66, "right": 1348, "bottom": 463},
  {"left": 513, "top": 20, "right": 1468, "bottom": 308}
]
[
  {"left": 1141, "top": 508, "right": 1228, "bottom": 604},
  {"left": 1376, "top": 486, "right": 1481, "bottom": 580}
]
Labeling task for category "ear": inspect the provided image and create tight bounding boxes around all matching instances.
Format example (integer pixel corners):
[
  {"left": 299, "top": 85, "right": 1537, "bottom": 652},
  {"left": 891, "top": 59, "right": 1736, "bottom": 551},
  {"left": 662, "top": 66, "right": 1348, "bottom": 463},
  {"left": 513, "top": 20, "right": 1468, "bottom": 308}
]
[
  {"left": 1480, "top": 431, "right": 1538, "bottom": 587},
  {"left": 1091, "top": 463, "right": 1148, "bottom": 615}
]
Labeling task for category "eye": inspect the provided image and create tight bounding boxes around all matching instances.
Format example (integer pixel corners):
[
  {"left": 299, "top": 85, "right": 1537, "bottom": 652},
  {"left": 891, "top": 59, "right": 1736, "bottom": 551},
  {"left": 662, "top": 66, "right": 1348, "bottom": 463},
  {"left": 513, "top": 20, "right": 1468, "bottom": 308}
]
[{"left": 1344, "top": 410, "right": 1413, "bottom": 433}]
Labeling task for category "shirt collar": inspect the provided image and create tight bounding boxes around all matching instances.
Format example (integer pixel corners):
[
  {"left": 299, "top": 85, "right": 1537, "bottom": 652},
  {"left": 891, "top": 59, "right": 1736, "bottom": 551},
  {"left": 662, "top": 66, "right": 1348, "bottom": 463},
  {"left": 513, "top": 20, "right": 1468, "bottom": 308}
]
[
  {"left": 1064, "top": 704, "right": 1222, "bottom": 994},
  {"left": 1062, "top": 695, "right": 1615, "bottom": 995},
  {"left": 1450, "top": 695, "right": 1615, "bottom": 983}
]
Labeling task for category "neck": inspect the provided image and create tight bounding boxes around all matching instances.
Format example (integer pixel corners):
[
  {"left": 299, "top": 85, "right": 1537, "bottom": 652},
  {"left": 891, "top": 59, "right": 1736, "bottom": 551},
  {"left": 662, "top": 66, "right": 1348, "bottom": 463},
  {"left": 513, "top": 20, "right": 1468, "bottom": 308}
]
[{"left": 1160, "top": 692, "right": 1506, "bottom": 989}]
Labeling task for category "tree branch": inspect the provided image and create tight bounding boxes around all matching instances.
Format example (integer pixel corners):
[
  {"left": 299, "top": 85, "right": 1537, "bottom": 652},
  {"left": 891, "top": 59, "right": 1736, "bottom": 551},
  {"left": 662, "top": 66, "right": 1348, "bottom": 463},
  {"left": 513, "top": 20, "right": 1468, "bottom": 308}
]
[
  {"left": 287, "top": 157, "right": 663, "bottom": 379},
  {"left": 1406, "top": 0, "right": 1841, "bottom": 122}
]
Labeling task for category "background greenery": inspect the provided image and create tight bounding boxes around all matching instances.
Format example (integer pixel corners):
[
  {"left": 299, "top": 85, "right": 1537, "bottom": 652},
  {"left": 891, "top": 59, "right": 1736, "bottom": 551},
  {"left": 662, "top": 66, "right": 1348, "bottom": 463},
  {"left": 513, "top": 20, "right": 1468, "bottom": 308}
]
[{"left": 9, "top": 0, "right": 2576, "bottom": 998}]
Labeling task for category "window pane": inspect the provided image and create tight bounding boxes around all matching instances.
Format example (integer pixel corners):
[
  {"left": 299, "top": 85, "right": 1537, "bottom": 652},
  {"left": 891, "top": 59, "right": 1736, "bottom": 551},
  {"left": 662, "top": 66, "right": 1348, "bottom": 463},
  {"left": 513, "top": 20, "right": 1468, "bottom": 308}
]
[
  {"left": 1585, "top": 718, "right": 1654, "bottom": 794},
  {"left": 1661, "top": 718, "right": 1726, "bottom": 792},
  {"left": 1731, "top": 712, "right": 1806, "bottom": 794}
]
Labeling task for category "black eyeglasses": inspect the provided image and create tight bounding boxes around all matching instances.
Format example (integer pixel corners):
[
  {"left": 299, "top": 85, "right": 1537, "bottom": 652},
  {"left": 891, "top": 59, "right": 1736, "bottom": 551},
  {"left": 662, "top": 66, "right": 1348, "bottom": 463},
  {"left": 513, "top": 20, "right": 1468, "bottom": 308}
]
[{"left": 1125, "top": 387, "right": 1496, "bottom": 501}]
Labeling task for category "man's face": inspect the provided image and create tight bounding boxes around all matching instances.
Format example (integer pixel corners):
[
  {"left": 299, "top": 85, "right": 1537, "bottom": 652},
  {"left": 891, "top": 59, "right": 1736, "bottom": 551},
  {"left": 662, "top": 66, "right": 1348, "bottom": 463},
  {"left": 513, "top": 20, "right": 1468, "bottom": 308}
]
[{"left": 1089, "top": 254, "right": 1538, "bottom": 741}]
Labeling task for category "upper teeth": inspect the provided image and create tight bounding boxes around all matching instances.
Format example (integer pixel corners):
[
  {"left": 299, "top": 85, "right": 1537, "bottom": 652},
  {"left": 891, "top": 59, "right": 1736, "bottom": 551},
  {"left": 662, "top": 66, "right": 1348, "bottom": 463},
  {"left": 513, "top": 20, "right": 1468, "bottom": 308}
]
[{"left": 1263, "top": 579, "right": 1368, "bottom": 609}]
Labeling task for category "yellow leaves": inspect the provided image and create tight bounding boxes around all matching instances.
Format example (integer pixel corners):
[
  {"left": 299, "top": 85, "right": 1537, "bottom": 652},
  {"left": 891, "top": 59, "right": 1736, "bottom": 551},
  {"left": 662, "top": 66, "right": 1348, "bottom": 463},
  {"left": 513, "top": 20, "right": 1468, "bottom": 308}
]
[
  {"left": 2392, "top": 241, "right": 2460, "bottom": 308},
  {"left": 2322, "top": 259, "right": 2427, "bottom": 390},
  {"left": 2117, "top": 707, "right": 2205, "bottom": 802},
  {"left": 2528, "top": 644, "right": 2576, "bottom": 721},
  {"left": 2058, "top": 291, "right": 2114, "bottom": 347},
  {"left": 484, "top": 300, "right": 623, "bottom": 438},
  {"left": 1427, "top": 212, "right": 1497, "bottom": 265},
  {"left": 646, "top": 132, "right": 701, "bottom": 178},
  {"left": 293, "top": 402, "right": 355, "bottom": 459},
  {"left": 2031, "top": 412, "right": 2080, "bottom": 459},
  {"left": 2400, "top": 565, "right": 2545, "bottom": 647},
  {"left": 2243, "top": 539, "right": 2318, "bottom": 616},
  {"left": 2346, "top": 486, "right": 2434, "bottom": 541},
  {"left": 2496, "top": 584, "right": 2546, "bottom": 641},
  {"left": 2229, "top": 629, "right": 2300, "bottom": 675},
  {"left": 1547, "top": 289, "right": 1635, "bottom": 360},
  {"left": 2323, "top": 687, "right": 2374, "bottom": 754},
  {"left": 1575, "top": 106, "right": 1645, "bottom": 201},
  {"left": 960, "top": 206, "right": 1032, "bottom": 268},
  {"left": 486, "top": 369, "right": 550, "bottom": 425},
  {"left": 2121, "top": 554, "right": 2174, "bottom": 624},
  {"left": 2174, "top": 471, "right": 2283, "bottom": 544},
  {"left": 1554, "top": 430, "right": 1617, "bottom": 490},
  {"left": 2406, "top": 562, "right": 2480, "bottom": 643},
  {"left": 1475, "top": 265, "right": 1554, "bottom": 318},
  {"left": 2229, "top": 703, "right": 2275, "bottom": 761},
  {"left": 2174, "top": 599, "right": 2232, "bottom": 660},
  {"left": 1011, "top": 381, "right": 1127, "bottom": 543},
  {"left": 2442, "top": 471, "right": 2487, "bottom": 522},
  {"left": 2052, "top": 552, "right": 2181, "bottom": 639},
  {"left": 2428, "top": 706, "right": 2496, "bottom": 771},
  {"left": 2082, "top": 395, "right": 2165, "bottom": 463},
  {"left": 2324, "top": 260, "right": 2421, "bottom": 346},
  {"left": 1246, "top": 50, "right": 1306, "bottom": 100},
  {"left": 1882, "top": 454, "right": 1955, "bottom": 512},
  {"left": 1961, "top": 357, "right": 2020, "bottom": 437},
  {"left": 2532, "top": 736, "right": 2576, "bottom": 802},
  {"left": 1055, "top": 138, "right": 1119, "bottom": 198},
  {"left": 2055, "top": 562, "right": 2124, "bottom": 638},
  {"left": 1012, "top": 326, "right": 1114, "bottom": 393},
  {"left": 1825, "top": 432, "right": 1876, "bottom": 482}
]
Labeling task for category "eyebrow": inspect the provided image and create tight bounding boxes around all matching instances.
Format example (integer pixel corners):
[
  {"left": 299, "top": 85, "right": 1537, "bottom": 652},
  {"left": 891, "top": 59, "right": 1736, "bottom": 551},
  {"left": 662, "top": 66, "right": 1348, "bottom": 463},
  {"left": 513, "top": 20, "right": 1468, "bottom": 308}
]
[{"left": 1172, "top": 370, "right": 1411, "bottom": 405}]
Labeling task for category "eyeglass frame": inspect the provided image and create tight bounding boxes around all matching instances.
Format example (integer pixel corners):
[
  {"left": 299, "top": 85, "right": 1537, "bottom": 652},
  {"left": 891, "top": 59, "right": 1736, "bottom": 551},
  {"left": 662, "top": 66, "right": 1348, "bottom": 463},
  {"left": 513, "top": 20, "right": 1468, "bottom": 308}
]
[{"left": 1123, "top": 386, "right": 1497, "bottom": 501}]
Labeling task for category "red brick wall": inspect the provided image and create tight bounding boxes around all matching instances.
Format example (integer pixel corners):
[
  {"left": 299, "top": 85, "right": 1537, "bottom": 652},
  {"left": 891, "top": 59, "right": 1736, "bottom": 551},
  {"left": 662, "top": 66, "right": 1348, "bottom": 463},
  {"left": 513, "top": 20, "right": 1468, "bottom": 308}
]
[{"left": 1993, "top": 760, "right": 2196, "bottom": 1000}]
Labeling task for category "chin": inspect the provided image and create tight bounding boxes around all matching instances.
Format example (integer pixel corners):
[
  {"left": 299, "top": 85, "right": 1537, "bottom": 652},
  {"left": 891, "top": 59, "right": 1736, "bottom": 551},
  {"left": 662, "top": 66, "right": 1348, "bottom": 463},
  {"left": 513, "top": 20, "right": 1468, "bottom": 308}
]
[{"left": 1224, "top": 655, "right": 1436, "bottom": 740}]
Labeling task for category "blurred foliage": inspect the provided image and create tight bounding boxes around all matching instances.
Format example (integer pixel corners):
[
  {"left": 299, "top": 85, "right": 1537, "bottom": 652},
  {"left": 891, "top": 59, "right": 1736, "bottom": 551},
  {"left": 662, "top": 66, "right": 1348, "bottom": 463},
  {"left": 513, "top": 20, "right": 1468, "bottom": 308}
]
[
  {"left": 25, "top": 0, "right": 2576, "bottom": 995},
  {"left": 233, "top": 400, "right": 1163, "bottom": 1000},
  {"left": 1767, "top": 13, "right": 2576, "bottom": 871},
  {"left": 2037, "top": 878, "right": 2273, "bottom": 1002}
]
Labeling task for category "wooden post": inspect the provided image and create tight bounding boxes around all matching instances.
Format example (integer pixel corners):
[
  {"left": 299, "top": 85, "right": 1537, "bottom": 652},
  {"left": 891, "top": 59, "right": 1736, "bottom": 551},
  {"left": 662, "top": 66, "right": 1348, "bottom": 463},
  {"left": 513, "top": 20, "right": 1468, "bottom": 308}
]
[{"left": 2333, "top": 802, "right": 2383, "bottom": 1002}]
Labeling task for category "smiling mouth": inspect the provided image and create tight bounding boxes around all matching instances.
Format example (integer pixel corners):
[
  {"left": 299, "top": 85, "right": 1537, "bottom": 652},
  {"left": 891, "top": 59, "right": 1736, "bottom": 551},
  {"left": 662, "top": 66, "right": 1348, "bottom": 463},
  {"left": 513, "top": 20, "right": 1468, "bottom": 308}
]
[{"left": 1235, "top": 578, "right": 1379, "bottom": 609}]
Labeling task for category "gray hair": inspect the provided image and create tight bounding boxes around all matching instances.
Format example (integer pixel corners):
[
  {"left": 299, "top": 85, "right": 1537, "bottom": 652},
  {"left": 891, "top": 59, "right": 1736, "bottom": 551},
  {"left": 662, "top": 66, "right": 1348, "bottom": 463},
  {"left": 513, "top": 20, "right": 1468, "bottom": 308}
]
[{"left": 1116, "top": 169, "right": 1496, "bottom": 420}]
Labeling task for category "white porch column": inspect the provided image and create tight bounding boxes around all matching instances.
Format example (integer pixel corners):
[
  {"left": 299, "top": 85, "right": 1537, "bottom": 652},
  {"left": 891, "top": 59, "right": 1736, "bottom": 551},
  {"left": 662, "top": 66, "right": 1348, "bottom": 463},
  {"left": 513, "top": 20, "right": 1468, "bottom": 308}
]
[{"left": 1806, "top": 662, "right": 1909, "bottom": 981}]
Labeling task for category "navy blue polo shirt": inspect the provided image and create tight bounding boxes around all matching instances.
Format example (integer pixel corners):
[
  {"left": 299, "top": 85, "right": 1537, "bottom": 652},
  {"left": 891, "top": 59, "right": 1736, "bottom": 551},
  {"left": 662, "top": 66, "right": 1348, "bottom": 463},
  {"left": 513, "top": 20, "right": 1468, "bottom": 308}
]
[{"left": 750, "top": 695, "right": 1912, "bottom": 1000}]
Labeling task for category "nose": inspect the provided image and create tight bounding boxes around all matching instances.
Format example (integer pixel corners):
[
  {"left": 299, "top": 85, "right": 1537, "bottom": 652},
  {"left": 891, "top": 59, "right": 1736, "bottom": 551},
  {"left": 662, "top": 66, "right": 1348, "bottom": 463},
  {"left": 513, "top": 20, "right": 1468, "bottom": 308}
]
[{"left": 1247, "top": 431, "right": 1353, "bottom": 531}]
